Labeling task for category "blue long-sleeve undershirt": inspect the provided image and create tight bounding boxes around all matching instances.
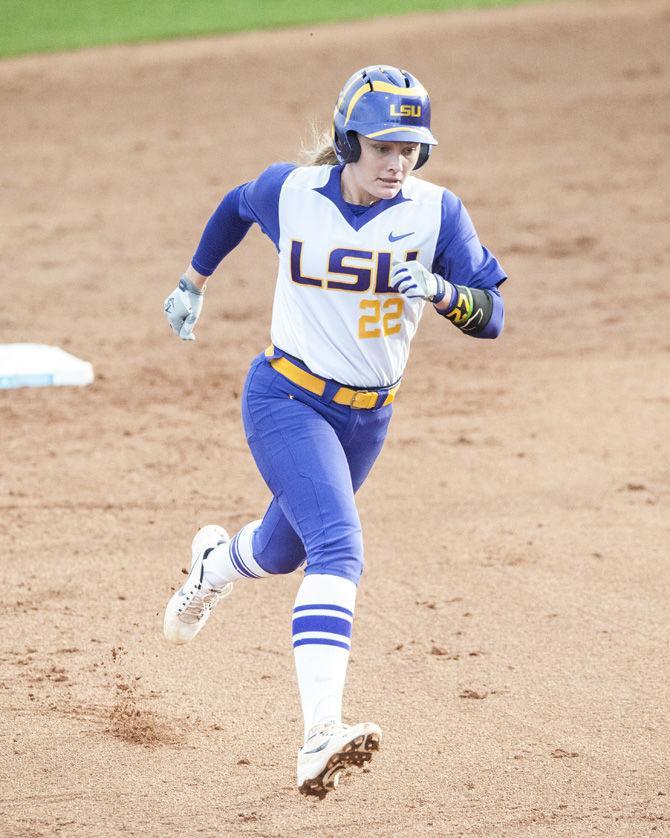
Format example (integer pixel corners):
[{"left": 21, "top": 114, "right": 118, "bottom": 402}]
[
  {"left": 191, "top": 185, "right": 252, "bottom": 276},
  {"left": 477, "top": 287, "right": 504, "bottom": 339},
  {"left": 191, "top": 163, "right": 295, "bottom": 276}
]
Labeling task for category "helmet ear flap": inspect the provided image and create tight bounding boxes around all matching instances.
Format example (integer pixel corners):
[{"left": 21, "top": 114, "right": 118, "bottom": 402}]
[
  {"left": 413, "top": 143, "right": 431, "bottom": 170},
  {"left": 346, "top": 132, "right": 361, "bottom": 163},
  {"left": 333, "top": 129, "right": 362, "bottom": 165}
]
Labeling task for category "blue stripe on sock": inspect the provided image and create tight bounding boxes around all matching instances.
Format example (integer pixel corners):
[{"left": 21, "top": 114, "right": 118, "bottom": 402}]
[
  {"left": 293, "top": 638, "right": 351, "bottom": 651},
  {"left": 232, "top": 533, "right": 261, "bottom": 579},
  {"left": 229, "top": 534, "right": 256, "bottom": 579},
  {"left": 228, "top": 537, "right": 249, "bottom": 578},
  {"left": 292, "top": 603, "right": 353, "bottom": 617},
  {"left": 292, "top": 615, "right": 352, "bottom": 638}
]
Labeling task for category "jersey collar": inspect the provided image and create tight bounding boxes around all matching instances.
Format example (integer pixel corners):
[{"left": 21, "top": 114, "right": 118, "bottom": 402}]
[{"left": 313, "top": 165, "right": 410, "bottom": 231}]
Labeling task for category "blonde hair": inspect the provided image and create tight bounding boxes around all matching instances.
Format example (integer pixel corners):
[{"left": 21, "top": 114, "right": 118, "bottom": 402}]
[{"left": 300, "top": 123, "right": 338, "bottom": 167}]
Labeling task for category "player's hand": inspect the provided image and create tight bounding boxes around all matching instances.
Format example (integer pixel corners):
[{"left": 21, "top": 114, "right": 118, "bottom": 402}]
[
  {"left": 391, "top": 261, "right": 450, "bottom": 304},
  {"left": 163, "top": 276, "right": 205, "bottom": 341}
]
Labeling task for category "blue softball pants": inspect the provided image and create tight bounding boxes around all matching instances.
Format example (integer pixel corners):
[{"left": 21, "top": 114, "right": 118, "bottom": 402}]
[{"left": 241, "top": 351, "right": 393, "bottom": 584}]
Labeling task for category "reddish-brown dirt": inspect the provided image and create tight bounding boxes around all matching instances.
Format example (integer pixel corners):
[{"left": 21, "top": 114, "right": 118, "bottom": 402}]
[{"left": 1, "top": 1, "right": 669, "bottom": 835}]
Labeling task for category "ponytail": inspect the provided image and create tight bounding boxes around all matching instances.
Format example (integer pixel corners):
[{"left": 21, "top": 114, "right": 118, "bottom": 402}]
[{"left": 299, "top": 125, "right": 338, "bottom": 167}]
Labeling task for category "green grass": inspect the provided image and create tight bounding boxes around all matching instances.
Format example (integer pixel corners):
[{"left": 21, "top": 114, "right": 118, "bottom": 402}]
[{"left": 1, "top": 0, "right": 540, "bottom": 59}]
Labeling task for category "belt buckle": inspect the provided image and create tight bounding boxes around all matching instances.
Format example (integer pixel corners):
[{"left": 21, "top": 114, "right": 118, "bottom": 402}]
[{"left": 350, "top": 390, "right": 378, "bottom": 410}]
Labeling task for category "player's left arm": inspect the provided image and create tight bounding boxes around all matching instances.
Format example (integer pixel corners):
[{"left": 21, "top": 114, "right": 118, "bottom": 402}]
[
  {"left": 391, "top": 260, "right": 504, "bottom": 339},
  {"left": 392, "top": 191, "right": 507, "bottom": 340}
]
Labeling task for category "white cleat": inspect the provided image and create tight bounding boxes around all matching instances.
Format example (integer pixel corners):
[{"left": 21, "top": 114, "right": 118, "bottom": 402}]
[
  {"left": 163, "top": 525, "right": 232, "bottom": 645},
  {"left": 297, "top": 721, "right": 382, "bottom": 797}
]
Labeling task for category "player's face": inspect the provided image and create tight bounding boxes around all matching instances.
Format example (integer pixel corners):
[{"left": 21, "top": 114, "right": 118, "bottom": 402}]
[{"left": 344, "top": 136, "right": 421, "bottom": 204}]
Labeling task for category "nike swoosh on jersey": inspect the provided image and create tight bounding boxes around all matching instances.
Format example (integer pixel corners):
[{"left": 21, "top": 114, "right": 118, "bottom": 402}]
[{"left": 388, "top": 231, "right": 414, "bottom": 242}]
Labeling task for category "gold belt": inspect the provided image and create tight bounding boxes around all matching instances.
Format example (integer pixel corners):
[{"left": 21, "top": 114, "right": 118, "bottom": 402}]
[{"left": 264, "top": 346, "right": 398, "bottom": 410}]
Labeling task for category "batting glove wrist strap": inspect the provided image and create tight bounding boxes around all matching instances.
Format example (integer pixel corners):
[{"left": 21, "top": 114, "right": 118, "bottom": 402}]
[
  {"left": 431, "top": 274, "right": 448, "bottom": 304},
  {"left": 179, "top": 276, "right": 204, "bottom": 296},
  {"left": 163, "top": 275, "right": 205, "bottom": 341},
  {"left": 391, "top": 260, "right": 446, "bottom": 302}
]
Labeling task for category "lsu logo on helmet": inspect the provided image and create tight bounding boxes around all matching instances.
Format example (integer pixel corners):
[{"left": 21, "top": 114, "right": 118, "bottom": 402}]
[{"left": 390, "top": 104, "right": 422, "bottom": 118}]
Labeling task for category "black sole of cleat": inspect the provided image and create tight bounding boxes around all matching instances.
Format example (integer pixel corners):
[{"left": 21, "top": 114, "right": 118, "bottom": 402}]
[{"left": 299, "top": 732, "right": 381, "bottom": 797}]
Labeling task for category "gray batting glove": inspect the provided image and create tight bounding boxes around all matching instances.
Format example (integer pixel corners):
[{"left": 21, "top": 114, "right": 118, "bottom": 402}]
[
  {"left": 163, "top": 276, "right": 204, "bottom": 341},
  {"left": 391, "top": 260, "right": 449, "bottom": 303}
]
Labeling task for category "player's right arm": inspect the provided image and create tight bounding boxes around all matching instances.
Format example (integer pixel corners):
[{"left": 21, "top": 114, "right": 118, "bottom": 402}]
[{"left": 163, "top": 163, "right": 296, "bottom": 340}]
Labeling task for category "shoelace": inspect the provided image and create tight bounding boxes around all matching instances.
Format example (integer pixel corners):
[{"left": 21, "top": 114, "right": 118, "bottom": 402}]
[{"left": 179, "top": 583, "right": 232, "bottom": 624}]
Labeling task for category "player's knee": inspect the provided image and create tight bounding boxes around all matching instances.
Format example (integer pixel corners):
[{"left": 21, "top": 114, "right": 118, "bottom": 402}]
[
  {"left": 304, "top": 529, "right": 364, "bottom": 584},
  {"left": 253, "top": 530, "right": 306, "bottom": 575},
  {"left": 250, "top": 510, "right": 306, "bottom": 575}
]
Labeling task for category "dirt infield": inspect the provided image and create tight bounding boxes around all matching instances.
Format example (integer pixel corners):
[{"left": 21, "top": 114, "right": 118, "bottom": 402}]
[{"left": 1, "top": 1, "right": 669, "bottom": 835}]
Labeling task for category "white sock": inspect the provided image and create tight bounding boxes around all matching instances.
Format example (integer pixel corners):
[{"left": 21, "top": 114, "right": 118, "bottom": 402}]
[
  {"left": 292, "top": 573, "right": 357, "bottom": 742},
  {"left": 203, "top": 520, "right": 271, "bottom": 587}
]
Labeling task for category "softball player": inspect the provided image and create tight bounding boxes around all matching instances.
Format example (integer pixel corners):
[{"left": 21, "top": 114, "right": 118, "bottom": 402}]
[{"left": 163, "top": 65, "right": 506, "bottom": 796}]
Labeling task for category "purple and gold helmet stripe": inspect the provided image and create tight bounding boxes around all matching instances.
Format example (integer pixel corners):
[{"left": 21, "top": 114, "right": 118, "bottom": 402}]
[
  {"left": 337, "top": 72, "right": 365, "bottom": 109},
  {"left": 365, "top": 126, "right": 435, "bottom": 140}
]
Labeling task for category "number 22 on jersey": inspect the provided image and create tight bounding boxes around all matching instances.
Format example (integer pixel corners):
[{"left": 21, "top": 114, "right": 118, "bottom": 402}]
[
  {"left": 290, "top": 241, "right": 416, "bottom": 340},
  {"left": 358, "top": 298, "right": 403, "bottom": 339}
]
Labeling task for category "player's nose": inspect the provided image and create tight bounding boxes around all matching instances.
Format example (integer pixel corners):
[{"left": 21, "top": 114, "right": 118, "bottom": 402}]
[{"left": 386, "top": 153, "right": 403, "bottom": 173}]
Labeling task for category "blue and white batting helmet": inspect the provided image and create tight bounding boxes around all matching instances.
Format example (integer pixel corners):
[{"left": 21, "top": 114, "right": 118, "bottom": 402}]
[{"left": 332, "top": 65, "right": 438, "bottom": 170}]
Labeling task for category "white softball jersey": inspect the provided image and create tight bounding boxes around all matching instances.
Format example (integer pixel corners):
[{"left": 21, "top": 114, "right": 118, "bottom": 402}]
[{"left": 191, "top": 163, "right": 506, "bottom": 388}]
